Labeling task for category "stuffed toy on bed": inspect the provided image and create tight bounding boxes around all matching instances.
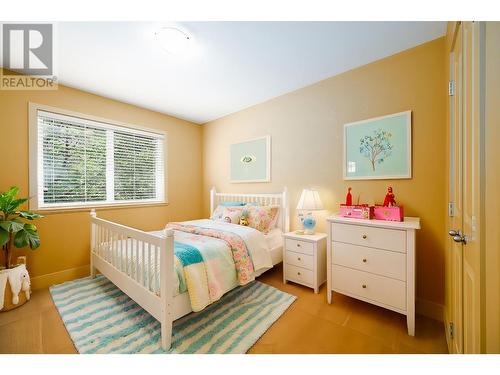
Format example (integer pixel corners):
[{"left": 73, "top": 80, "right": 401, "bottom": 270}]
[{"left": 239, "top": 209, "right": 249, "bottom": 226}]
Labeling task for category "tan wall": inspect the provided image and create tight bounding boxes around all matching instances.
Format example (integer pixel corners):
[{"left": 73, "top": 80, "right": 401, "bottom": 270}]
[
  {"left": 202, "top": 38, "right": 447, "bottom": 307},
  {"left": 0, "top": 75, "right": 203, "bottom": 289}
]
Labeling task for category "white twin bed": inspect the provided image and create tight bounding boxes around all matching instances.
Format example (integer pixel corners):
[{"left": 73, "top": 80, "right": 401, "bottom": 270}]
[{"left": 89, "top": 187, "right": 289, "bottom": 350}]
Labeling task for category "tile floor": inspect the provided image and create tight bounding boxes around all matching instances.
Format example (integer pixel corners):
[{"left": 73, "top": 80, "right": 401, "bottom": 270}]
[{"left": 0, "top": 264, "right": 448, "bottom": 354}]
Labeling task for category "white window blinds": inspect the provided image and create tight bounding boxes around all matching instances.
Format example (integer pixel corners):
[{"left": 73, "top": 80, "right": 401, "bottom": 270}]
[{"left": 35, "top": 110, "right": 165, "bottom": 209}]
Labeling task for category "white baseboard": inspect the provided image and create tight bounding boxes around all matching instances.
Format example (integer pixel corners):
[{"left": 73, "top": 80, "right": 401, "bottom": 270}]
[
  {"left": 416, "top": 298, "right": 444, "bottom": 322},
  {"left": 31, "top": 265, "right": 90, "bottom": 290}
]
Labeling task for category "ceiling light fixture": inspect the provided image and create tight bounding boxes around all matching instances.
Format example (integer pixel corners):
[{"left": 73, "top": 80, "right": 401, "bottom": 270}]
[{"left": 154, "top": 27, "right": 192, "bottom": 55}]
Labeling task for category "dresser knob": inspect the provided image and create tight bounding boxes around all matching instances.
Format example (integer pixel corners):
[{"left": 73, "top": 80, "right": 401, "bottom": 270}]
[
  {"left": 297, "top": 257, "right": 301, "bottom": 261},
  {"left": 362, "top": 258, "right": 367, "bottom": 263},
  {"left": 362, "top": 284, "right": 367, "bottom": 289},
  {"left": 362, "top": 235, "right": 367, "bottom": 239},
  {"left": 297, "top": 272, "right": 301, "bottom": 276},
  {"left": 296, "top": 243, "right": 301, "bottom": 247}
]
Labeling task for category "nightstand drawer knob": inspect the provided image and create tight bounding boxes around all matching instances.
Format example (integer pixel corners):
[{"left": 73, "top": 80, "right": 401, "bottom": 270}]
[
  {"left": 296, "top": 243, "right": 301, "bottom": 247},
  {"left": 297, "top": 272, "right": 301, "bottom": 276},
  {"left": 362, "top": 258, "right": 367, "bottom": 263},
  {"left": 297, "top": 257, "right": 301, "bottom": 261},
  {"left": 362, "top": 284, "right": 367, "bottom": 289},
  {"left": 362, "top": 234, "right": 367, "bottom": 239}
]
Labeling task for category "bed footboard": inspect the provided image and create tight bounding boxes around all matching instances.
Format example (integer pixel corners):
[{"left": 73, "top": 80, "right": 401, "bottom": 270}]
[{"left": 89, "top": 210, "right": 174, "bottom": 350}]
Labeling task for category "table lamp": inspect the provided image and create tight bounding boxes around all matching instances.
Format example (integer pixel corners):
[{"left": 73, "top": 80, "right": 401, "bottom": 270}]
[{"left": 296, "top": 188, "right": 324, "bottom": 234}]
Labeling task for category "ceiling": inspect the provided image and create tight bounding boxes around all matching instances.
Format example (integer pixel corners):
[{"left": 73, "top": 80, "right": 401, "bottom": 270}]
[{"left": 55, "top": 22, "right": 446, "bottom": 124}]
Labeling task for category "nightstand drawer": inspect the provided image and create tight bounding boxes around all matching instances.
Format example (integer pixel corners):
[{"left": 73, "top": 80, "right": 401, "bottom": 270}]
[
  {"left": 285, "top": 264, "right": 314, "bottom": 286},
  {"left": 331, "top": 222, "right": 406, "bottom": 253},
  {"left": 332, "top": 241, "right": 406, "bottom": 281},
  {"left": 285, "top": 250, "right": 314, "bottom": 270},
  {"left": 332, "top": 265, "right": 406, "bottom": 311},
  {"left": 285, "top": 238, "right": 314, "bottom": 255}
]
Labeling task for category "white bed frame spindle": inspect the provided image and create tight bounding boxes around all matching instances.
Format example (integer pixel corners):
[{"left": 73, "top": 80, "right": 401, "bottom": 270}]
[{"left": 90, "top": 210, "right": 174, "bottom": 350}]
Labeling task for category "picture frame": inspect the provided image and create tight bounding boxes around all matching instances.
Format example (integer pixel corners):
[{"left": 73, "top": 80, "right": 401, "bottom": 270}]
[
  {"left": 230, "top": 135, "right": 271, "bottom": 183},
  {"left": 343, "top": 110, "right": 412, "bottom": 180}
]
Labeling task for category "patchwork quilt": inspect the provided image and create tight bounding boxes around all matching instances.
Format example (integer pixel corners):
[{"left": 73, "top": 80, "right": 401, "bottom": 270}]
[{"left": 168, "top": 220, "right": 272, "bottom": 311}]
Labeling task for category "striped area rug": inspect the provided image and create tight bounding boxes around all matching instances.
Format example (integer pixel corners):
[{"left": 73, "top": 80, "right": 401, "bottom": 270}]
[{"left": 50, "top": 275, "right": 296, "bottom": 354}]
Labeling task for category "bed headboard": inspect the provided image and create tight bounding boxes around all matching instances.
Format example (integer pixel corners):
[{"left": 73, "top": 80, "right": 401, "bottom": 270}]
[{"left": 210, "top": 186, "right": 290, "bottom": 232}]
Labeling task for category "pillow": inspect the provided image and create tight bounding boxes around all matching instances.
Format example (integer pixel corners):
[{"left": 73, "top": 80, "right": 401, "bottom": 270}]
[
  {"left": 211, "top": 205, "right": 225, "bottom": 220},
  {"left": 245, "top": 205, "right": 280, "bottom": 234},
  {"left": 219, "top": 201, "right": 246, "bottom": 207},
  {"left": 211, "top": 202, "right": 246, "bottom": 220},
  {"left": 220, "top": 207, "right": 243, "bottom": 224},
  {"left": 245, "top": 203, "right": 280, "bottom": 229}
]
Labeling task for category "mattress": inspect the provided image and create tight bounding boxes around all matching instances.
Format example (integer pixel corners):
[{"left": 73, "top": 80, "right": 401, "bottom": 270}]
[{"left": 265, "top": 228, "right": 283, "bottom": 250}]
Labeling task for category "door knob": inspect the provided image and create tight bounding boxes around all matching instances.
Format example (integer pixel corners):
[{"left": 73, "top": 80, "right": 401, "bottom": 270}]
[{"left": 453, "top": 234, "right": 467, "bottom": 244}]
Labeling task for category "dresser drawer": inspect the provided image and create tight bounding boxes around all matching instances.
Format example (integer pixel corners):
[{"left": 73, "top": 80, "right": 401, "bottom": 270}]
[
  {"left": 285, "top": 238, "right": 314, "bottom": 255},
  {"left": 286, "top": 250, "right": 314, "bottom": 270},
  {"left": 331, "top": 222, "right": 406, "bottom": 253},
  {"left": 332, "top": 265, "right": 406, "bottom": 311},
  {"left": 285, "top": 264, "right": 314, "bottom": 286},
  {"left": 332, "top": 241, "right": 406, "bottom": 281}
]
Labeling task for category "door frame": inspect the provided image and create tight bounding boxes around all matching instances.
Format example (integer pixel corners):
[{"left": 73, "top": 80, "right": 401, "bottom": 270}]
[{"left": 445, "top": 21, "right": 488, "bottom": 354}]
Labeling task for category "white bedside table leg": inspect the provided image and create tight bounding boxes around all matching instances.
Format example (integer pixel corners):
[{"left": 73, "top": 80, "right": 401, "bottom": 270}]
[
  {"left": 314, "top": 286, "right": 319, "bottom": 294},
  {"left": 406, "top": 229, "right": 416, "bottom": 336},
  {"left": 407, "top": 313, "right": 415, "bottom": 336},
  {"left": 327, "top": 290, "right": 332, "bottom": 304}
]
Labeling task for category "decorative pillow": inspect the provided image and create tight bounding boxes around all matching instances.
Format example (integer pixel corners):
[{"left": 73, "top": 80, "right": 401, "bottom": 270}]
[
  {"left": 245, "top": 205, "right": 280, "bottom": 233},
  {"left": 211, "top": 205, "right": 225, "bottom": 220},
  {"left": 220, "top": 207, "right": 243, "bottom": 224},
  {"left": 219, "top": 201, "right": 246, "bottom": 207},
  {"left": 211, "top": 202, "right": 247, "bottom": 220}
]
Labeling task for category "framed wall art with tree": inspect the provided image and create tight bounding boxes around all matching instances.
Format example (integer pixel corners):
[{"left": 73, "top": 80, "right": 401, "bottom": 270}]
[{"left": 343, "top": 111, "right": 412, "bottom": 180}]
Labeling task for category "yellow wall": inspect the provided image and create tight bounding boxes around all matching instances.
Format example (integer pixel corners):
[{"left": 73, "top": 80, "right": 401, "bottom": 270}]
[
  {"left": 0, "top": 75, "right": 203, "bottom": 289},
  {"left": 202, "top": 38, "right": 447, "bottom": 307}
]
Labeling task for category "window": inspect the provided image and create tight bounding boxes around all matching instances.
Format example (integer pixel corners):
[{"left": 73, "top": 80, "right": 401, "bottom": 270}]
[{"left": 30, "top": 104, "right": 166, "bottom": 210}]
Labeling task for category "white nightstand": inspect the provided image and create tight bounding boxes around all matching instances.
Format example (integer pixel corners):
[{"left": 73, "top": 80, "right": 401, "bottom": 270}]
[{"left": 283, "top": 232, "right": 327, "bottom": 293}]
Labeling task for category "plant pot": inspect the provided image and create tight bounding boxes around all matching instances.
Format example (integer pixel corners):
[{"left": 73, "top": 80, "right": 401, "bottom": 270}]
[{"left": 0, "top": 263, "right": 31, "bottom": 312}]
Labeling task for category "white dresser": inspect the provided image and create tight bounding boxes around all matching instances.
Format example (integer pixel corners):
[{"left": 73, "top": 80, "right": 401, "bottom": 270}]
[
  {"left": 283, "top": 232, "right": 327, "bottom": 293},
  {"left": 327, "top": 215, "right": 420, "bottom": 335}
]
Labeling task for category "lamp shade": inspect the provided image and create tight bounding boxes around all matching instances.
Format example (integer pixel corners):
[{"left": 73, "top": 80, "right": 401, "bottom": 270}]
[{"left": 296, "top": 189, "right": 324, "bottom": 211}]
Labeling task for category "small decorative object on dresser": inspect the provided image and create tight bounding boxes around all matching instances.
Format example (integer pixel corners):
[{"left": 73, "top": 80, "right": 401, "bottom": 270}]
[
  {"left": 283, "top": 232, "right": 327, "bottom": 293},
  {"left": 296, "top": 188, "right": 324, "bottom": 234},
  {"left": 345, "top": 187, "right": 353, "bottom": 206},
  {"left": 374, "top": 186, "right": 404, "bottom": 221},
  {"left": 327, "top": 215, "right": 420, "bottom": 335}
]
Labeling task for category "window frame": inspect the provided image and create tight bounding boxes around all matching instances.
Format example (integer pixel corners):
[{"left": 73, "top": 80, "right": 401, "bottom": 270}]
[{"left": 28, "top": 102, "right": 168, "bottom": 211}]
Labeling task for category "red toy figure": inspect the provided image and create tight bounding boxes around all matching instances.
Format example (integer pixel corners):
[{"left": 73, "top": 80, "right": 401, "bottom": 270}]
[
  {"left": 383, "top": 186, "right": 396, "bottom": 207},
  {"left": 346, "top": 187, "right": 352, "bottom": 206}
]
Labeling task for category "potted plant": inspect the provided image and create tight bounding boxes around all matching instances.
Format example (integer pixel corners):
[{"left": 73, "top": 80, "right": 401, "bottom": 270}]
[{"left": 0, "top": 187, "right": 43, "bottom": 311}]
